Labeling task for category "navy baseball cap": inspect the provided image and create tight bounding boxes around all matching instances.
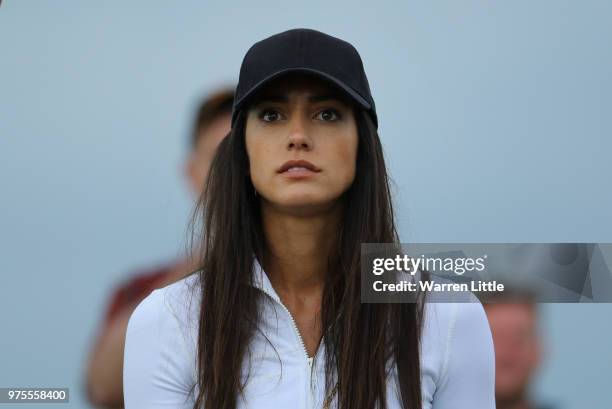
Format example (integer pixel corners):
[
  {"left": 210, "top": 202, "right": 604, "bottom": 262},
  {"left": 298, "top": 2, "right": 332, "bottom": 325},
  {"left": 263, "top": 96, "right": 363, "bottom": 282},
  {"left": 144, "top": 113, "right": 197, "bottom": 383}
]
[{"left": 231, "top": 28, "right": 378, "bottom": 129}]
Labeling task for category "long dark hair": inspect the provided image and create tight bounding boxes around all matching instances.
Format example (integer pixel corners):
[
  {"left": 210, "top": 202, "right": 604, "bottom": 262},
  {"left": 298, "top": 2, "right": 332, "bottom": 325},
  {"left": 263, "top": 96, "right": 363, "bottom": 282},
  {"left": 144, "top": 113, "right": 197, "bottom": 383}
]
[{"left": 187, "top": 103, "right": 426, "bottom": 409}]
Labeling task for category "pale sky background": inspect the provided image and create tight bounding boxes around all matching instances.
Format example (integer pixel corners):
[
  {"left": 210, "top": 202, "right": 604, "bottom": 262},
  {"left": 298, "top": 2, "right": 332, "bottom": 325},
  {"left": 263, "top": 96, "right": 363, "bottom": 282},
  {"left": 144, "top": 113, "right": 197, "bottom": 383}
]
[{"left": 1, "top": 1, "right": 611, "bottom": 408}]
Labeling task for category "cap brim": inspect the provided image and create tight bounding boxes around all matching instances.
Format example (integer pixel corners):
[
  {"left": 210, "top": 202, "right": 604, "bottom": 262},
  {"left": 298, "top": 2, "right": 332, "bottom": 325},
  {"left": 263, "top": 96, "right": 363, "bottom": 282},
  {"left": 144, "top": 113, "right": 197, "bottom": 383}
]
[{"left": 234, "top": 67, "right": 372, "bottom": 115}]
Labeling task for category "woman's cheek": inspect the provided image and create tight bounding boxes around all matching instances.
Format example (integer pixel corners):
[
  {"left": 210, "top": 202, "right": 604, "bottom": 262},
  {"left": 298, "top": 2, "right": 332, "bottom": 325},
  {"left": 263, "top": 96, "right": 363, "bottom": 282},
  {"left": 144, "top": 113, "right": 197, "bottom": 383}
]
[
  {"left": 342, "top": 165, "right": 357, "bottom": 192},
  {"left": 253, "top": 168, "right": 269, "bottom": 196},
  {"left": 248, "top": 157, "right": 264, "bottom": 193},
  {"left": 336, "top": 146, "right": 358, "bottom": 188}
]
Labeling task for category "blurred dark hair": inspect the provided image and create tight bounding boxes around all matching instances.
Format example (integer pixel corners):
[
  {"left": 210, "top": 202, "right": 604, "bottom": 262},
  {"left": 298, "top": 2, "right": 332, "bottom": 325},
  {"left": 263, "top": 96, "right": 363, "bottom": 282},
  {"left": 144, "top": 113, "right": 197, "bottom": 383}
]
[
  {"left": 190, "top": 87, "right": 235, "bottom": 148},
  {"left": 187, "top": 89, "right": 426, "bottom": 409}
]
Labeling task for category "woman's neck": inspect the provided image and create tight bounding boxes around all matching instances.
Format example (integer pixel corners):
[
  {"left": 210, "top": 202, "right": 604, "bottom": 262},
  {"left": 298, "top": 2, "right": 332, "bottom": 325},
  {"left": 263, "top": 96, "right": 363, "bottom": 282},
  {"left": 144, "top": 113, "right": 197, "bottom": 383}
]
[{"left": 261, "top": 200, "right": 343, "bottom": 300}]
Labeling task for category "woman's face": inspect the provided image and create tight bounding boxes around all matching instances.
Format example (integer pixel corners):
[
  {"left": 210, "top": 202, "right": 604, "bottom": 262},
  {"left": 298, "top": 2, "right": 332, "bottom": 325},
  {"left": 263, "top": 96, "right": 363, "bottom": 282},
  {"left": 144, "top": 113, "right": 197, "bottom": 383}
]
[{"left": 245, "top": 74, "right": 358, "bottom": 215}]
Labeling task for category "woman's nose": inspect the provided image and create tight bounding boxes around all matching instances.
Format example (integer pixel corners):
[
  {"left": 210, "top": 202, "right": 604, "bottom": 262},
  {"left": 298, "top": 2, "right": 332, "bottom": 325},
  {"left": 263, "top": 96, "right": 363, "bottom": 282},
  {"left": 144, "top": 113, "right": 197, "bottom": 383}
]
[{"left": 286, "top": 114, "right": 313, "bottom": 151}]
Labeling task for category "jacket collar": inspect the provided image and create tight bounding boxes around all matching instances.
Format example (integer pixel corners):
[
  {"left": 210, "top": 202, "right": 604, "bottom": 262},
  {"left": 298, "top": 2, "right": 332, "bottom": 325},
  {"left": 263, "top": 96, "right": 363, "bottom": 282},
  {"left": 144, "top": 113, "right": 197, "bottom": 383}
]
[{"left": 251, "top": 257, "right": 283, "bottom": 304}]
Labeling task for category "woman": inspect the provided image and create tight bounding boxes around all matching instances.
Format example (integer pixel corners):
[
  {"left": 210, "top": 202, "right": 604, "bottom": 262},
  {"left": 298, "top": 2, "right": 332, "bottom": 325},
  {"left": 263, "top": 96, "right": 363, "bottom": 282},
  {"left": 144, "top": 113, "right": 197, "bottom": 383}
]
[{"left": 123, "top": 28, "right": 495, "bottom": 409}]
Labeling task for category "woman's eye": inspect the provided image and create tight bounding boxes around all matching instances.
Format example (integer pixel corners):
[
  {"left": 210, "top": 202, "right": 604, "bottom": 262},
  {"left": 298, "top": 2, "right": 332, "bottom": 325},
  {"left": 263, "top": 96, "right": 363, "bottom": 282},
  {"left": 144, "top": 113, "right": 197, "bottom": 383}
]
[
  {"left": 315, "top": 109, "right": 341, "bottom": 121},
  {"left": 260, "top": 109, "right": 282, "bottom": 122}
]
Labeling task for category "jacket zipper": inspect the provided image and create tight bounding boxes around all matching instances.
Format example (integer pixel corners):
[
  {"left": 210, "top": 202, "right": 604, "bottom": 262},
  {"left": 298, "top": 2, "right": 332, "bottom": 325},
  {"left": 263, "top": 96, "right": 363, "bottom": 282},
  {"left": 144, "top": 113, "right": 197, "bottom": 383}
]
[{"left": 258, "top": 286, "right": 318, "bottom": 408}]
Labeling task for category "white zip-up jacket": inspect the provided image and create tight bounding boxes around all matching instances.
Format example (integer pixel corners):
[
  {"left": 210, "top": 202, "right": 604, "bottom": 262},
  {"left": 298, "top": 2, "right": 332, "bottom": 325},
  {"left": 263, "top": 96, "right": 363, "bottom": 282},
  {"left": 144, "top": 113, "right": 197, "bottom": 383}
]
[{"left": 124, "top": 260, "right": 495, "bottom": 408}]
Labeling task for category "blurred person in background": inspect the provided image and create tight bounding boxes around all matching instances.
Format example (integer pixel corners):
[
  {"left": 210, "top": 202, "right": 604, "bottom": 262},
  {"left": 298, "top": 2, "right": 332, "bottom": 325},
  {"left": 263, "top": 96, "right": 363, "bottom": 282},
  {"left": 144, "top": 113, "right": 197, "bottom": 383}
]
[
  {"left": 84, "top": 87, "right": 234, "bottom": 408},
  {"left": 483, "top": 289, "right": 556, "bottom": 409}
]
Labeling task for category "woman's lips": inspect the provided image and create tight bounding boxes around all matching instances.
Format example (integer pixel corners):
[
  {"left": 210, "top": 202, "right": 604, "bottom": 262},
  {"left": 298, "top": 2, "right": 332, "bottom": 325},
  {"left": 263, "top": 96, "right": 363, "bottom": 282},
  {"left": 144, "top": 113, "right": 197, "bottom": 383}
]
[
  {"left": 277, "top": 160, "right": 321, "bottom": 178},
  {"left": 280, "top": 166, "right": 318, "bottom": 178}
]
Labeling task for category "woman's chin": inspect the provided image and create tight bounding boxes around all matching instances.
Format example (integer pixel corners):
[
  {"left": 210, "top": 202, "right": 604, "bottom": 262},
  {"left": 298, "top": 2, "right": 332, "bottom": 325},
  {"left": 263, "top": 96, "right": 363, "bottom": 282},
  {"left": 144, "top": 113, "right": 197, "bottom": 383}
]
[{"left": 266, "top": 194, "right": 341, "bottom": 216}]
